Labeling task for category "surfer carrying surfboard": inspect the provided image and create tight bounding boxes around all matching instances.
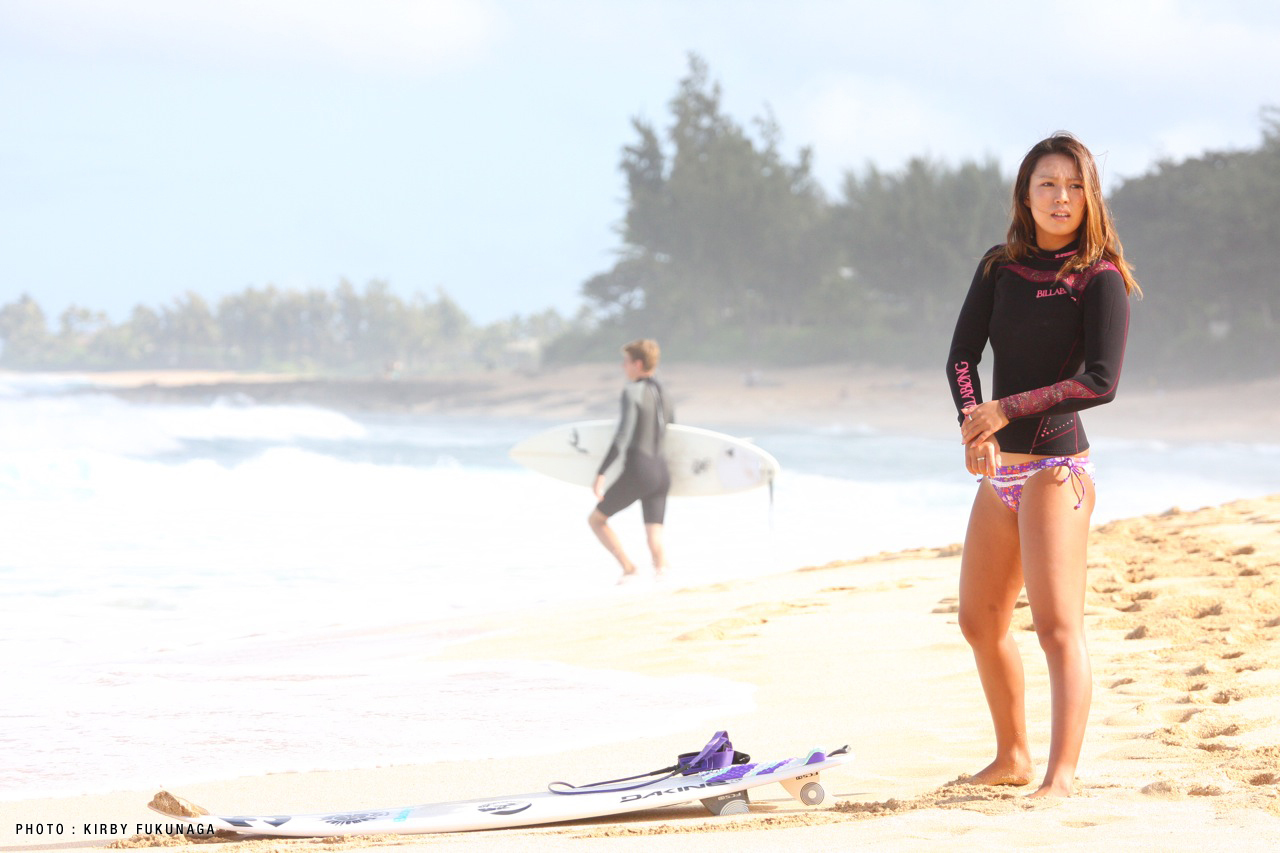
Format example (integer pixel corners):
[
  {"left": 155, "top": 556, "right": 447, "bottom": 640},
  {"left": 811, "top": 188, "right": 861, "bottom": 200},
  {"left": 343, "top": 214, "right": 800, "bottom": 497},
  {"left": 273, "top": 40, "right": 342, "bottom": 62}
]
[{"left": 588, "top": 339, "right": 675, "bottom": 582}]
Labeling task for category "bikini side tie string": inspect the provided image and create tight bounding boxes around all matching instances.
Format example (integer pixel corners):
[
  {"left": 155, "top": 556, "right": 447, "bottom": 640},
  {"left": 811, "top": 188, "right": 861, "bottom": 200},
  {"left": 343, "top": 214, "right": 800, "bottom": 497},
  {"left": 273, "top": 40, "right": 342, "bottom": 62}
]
[{"left": 1062, "top": 457, "right": 1094, "bottom": 510}]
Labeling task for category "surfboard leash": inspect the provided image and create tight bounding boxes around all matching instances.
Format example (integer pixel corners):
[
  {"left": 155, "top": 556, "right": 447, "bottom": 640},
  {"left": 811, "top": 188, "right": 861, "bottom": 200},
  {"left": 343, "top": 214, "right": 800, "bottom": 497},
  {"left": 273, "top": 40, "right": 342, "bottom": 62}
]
[{"left": 547, "top": 730, "right": 750, "bottom": 795}]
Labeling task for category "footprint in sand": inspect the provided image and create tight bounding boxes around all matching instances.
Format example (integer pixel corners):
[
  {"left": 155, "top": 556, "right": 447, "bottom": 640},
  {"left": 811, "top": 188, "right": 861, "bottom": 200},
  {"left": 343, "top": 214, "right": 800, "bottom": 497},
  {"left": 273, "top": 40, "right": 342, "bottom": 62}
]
[
  {"left": 1142, "top": 779, "right": 1232, "bottom": 798},
  {"left": 1122, "top": 591, "right": 1158, "bottom": 614},
  {"left": 1198, "top": 720, "right": 1245, "bottom": 739},
  {"left": 1187, "top": 783, "right": 1228, "bottom": 796},
  {"left": 1103, "top": 702, "right": 1165, "bottom": 727},
  {"left": 1140, "top": 780, "right": 1183, "bottom": 799},
  {"left": 675, "top": 616, "right": 767, "bottom": 642},
  {"left": 1104, "top": 677, "right": 1170, "bottom": 699},
  {"left": 1152, "top": 712, "right": 1239, "bottom": 747},
  {"left": 1163, "top": 707, "right": 1206, "bottom": 724}
]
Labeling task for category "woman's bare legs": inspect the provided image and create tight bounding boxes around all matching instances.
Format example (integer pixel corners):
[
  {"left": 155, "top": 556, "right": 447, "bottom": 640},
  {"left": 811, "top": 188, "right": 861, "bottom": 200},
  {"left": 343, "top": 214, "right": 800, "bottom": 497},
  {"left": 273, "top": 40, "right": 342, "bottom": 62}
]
[
  {"left": 1019, "top": 467, "right": 1095, "bottom": 798},
  {"left": 957, "top": 482, "right": 1035, "bottom": 786}
]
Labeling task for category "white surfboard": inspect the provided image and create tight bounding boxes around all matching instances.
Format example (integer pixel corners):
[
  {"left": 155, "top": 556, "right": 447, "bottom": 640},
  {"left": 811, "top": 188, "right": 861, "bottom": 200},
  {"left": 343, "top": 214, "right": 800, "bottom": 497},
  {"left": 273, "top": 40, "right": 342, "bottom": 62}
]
[
  {"left": 509, "top": 421, "right": 780, "bottom": 497},
  {"left": 148, "top": 746, "right": 851, "bottom": 837}
]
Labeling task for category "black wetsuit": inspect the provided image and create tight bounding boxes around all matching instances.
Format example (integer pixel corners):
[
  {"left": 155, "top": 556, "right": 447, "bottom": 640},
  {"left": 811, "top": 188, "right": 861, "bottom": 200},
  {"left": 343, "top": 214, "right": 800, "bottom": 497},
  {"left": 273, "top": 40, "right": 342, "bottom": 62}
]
[
  {"left": 945, "top": 241, "right": 1130, "bottom": 455},
  {"left": 596, "top": 377, "right": 674, "bottom": 523}
]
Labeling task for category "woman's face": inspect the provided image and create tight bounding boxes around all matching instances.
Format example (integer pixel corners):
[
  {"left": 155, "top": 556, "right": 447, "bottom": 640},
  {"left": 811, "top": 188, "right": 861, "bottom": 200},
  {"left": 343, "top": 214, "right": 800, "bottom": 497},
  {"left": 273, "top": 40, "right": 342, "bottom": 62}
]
[{"left": 1025, "top": 152, "right": 1086, "bottom": 250}]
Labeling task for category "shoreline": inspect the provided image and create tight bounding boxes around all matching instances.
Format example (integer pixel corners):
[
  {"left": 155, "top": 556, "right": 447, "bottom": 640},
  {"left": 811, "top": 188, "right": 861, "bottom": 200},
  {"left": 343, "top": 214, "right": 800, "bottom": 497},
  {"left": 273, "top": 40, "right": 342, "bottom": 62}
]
[
  {"left": 3, "top": 494, "right": 1278, "bottom": 850},
  {"left": 10, "top": 363, "right": 1280, "bottom": 442}
]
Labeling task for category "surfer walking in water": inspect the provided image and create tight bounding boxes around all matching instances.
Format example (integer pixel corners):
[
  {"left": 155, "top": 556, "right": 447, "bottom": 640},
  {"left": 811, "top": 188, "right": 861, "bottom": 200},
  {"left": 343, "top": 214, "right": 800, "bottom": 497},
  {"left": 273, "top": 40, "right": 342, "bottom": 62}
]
[{"left": 588, "top": 339, "right": 675, "bottom": 582}]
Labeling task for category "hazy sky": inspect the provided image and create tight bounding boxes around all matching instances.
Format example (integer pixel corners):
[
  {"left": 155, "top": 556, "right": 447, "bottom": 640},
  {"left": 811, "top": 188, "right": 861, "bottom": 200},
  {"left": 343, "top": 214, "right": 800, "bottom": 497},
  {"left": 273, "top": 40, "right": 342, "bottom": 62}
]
[{"left": 4, "top": 0, "right": 1279, "bottom": 325}]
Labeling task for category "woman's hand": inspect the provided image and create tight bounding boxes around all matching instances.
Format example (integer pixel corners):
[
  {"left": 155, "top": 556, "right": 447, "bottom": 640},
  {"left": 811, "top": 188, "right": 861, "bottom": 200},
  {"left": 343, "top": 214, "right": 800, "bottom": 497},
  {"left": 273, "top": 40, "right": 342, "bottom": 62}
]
[
  {"left": 961, "top": 402, "right": 1007, "bottom": 478},
  {"left": 593, "top": 474, "right": 606, "bottom": 501},
  {"left": 966, "top": 436, "right": 1001, "bottom": 478},
  {"left": 960, "top": 401, "right": 1009, "bottom": 447}
]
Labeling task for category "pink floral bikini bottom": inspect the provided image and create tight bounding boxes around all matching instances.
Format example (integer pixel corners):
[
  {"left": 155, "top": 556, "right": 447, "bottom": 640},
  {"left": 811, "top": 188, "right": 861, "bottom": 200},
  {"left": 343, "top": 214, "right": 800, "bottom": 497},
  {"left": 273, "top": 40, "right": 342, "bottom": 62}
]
[{"left": 986, "top": 456, "right": 1095, "bottom": 513}]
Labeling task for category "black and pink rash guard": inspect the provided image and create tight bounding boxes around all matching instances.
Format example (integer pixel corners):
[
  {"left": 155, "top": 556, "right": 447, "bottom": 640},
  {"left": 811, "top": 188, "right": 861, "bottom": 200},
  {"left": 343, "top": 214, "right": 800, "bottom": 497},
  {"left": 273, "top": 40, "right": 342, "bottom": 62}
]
[{"left": 945, "top": 240, "right": 1130, "bottom": 456}]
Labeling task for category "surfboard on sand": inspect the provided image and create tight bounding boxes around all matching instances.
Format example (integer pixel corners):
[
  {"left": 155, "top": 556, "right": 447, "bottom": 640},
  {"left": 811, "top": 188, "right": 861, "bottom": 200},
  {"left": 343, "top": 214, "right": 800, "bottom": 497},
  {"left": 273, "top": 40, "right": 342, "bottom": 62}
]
[
  {"left": 509, "top": 420, "right": 780, "bottom": 497},
  {"left": 148, "top": 733, "right": 851, "bottom": 837}
]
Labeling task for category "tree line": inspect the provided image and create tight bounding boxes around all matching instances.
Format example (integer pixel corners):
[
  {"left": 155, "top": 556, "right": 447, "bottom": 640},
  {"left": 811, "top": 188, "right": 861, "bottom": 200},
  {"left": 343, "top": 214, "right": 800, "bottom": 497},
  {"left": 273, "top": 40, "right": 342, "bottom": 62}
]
[
  {"left": 3, "top": 55, "right": 1276, "bottom": 382},
  {"left": 558, "top": 56, "right": 1279, "bottom": 382},
  {"left": 0, "top": 280, "right": 578, "bottom": 374},
  {"left": 557, "top": 56, "right": 1010, "bottom": 368}
]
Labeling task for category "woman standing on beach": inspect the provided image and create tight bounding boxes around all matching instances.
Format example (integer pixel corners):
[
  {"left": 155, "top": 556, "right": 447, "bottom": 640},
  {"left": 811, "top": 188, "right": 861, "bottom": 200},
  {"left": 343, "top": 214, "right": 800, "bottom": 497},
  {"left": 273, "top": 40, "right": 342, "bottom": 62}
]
[{"left": 945, "top": 132, "right": 1140, "bottom": 798}]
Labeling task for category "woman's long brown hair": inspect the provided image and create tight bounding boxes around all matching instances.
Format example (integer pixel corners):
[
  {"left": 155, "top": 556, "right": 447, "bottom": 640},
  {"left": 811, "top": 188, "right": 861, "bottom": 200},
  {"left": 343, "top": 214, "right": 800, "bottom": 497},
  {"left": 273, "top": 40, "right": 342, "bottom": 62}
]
[{"left": 988, "top": 132, "right": 1141, "bottom": 297}]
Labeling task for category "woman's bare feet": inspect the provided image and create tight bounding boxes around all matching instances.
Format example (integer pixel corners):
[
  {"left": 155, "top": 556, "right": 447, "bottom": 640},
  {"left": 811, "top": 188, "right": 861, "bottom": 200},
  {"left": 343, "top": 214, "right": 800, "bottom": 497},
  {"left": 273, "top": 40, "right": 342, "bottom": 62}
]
[
  {"left": 968, "top": 755, "right": 1035, "bottom": 787},
  {"left": 1027, "top": 777, "right": 1074, "bottom": 798}
]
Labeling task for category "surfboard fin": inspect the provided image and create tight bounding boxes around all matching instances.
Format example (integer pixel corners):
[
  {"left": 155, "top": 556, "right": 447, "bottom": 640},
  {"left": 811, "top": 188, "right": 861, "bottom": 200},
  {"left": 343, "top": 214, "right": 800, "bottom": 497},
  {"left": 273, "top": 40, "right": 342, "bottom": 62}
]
[
  {"left": 701, "top": 789, "right": 750, "bottom": 816},
  {"left": 780, "top": 776, "right": 827, "bottom": 806}
]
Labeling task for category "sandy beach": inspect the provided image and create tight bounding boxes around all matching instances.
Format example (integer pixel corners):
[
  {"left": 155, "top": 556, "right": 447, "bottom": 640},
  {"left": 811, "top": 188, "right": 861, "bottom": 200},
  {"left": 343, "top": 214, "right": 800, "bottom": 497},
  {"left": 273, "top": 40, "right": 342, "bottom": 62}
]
[{"left": 3, "top": 365, "right": 1279, "bottom": 851}]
